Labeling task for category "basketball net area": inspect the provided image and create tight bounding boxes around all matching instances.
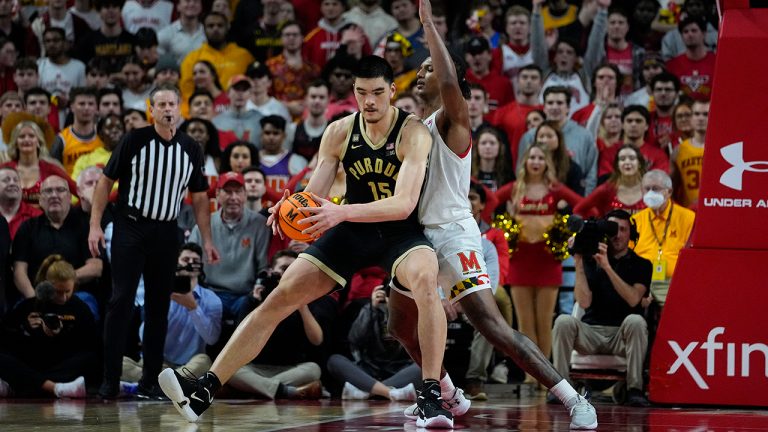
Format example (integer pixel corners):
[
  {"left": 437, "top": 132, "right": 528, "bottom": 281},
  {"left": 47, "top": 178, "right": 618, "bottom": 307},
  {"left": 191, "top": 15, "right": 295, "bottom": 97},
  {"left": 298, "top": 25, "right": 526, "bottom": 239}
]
[{"left": 648, "top": 0, "right": 768, "bottom": 407}]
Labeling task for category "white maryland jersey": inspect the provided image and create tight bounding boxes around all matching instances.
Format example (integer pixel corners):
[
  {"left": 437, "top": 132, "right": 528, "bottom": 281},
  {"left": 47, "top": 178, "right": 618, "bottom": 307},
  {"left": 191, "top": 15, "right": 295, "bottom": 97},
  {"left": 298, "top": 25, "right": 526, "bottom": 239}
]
[{"left": 418, "top": 109, "right": 474, "bottom": 225}]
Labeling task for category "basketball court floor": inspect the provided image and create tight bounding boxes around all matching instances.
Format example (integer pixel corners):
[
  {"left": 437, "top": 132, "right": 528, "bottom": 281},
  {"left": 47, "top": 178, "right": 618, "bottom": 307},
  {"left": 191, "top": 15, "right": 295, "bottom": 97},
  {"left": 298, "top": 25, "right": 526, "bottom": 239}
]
[{"left": 2, "top": 389, "right": 767, "bottom": 431}]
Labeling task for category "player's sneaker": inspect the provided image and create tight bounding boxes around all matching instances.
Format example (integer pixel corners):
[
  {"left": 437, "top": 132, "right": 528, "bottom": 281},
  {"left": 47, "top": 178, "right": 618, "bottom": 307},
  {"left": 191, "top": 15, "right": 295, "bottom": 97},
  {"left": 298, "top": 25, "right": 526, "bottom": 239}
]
[
  {"left": 415, "top": 380, "right": 453, "bottom": 429},
  {"left": 158, "top": 368, "right": 215, "bottom": 422},
  {"left": 569, "top": 395, "right": 598, "bottom": 430},
  {"left": 404, "top": 386, "right": 471, "bottom": 420}
]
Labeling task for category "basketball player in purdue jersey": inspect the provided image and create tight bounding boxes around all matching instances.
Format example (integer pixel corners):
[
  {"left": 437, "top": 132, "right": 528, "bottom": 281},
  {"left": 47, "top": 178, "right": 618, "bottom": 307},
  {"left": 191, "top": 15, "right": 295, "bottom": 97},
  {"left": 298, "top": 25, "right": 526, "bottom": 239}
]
[
  {"left": 159, "top": 56, "right": 454, "bottom": 428},
  {"left": 388, "top": 1, "right": 598, "bottom": 430}
]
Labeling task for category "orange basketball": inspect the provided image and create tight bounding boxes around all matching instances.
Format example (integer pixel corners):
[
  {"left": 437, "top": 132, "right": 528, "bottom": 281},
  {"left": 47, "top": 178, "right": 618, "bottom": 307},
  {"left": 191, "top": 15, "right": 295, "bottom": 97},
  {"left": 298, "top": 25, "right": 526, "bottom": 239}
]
[{"left": 278, "top": 192, "right": 320, "bottom": 242}]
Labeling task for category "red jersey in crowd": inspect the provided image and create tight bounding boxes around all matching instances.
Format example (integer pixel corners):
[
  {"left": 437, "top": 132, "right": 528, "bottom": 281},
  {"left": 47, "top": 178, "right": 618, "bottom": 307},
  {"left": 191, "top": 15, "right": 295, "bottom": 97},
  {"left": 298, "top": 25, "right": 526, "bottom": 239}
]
[
  {"left": 666, "top": 52, "right": 716, "bottom": 101},
  {"left": 466, "top": 69, "right": 515, "bottom": 112},
  {"left": 489, "top": 101, "right": 541, "bottom": 166}
]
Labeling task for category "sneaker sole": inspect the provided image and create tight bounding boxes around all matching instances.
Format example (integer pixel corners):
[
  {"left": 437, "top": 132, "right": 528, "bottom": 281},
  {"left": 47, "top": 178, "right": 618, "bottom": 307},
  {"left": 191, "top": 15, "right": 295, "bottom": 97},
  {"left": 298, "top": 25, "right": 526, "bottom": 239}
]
[
  {"left": 158, "top": 369, "right": 199, "bottom": 423},
  {"left": 571, "top": 420, "right": 598, "bottom": 430},
  {"left": 416, "top": 414, "right": 454, "bottom": 429}
]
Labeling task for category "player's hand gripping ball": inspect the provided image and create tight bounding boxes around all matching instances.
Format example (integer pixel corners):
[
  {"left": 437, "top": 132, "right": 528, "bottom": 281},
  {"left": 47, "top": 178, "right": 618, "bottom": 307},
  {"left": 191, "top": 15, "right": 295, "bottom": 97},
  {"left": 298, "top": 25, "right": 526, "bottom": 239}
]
[{"left": 278, "top": 192, "right": 320, "bottom": 242}]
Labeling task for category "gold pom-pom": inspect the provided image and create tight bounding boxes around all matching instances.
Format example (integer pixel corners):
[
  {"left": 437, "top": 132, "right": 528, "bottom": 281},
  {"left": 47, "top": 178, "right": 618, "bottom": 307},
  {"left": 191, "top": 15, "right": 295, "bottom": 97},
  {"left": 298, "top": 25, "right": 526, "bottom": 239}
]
[
  {"left": 492, "top": 213, "right": 521, "bottom": 255},
  {"left": 543, "top": 214, "right": 574, "bottom": 261}
]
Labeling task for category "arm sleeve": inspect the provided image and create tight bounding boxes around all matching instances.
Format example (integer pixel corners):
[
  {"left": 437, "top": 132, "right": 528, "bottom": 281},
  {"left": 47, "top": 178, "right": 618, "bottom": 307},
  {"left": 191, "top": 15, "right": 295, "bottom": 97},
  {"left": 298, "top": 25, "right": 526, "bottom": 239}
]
[
  {"left": 530, "top": 11, "right": 551, "bottom": 75},
  {"left": 581, "top": 8, "right": 607, "bottom": 88},
  {"left": 481, "top": 238, "right": 500, "bottom": 291}
]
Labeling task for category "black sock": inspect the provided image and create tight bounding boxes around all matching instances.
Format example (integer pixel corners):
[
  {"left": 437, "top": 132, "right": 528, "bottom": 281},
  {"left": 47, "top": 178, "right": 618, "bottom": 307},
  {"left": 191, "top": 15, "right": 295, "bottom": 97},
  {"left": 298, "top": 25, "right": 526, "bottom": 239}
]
[
  {"left": 421, "top": 379, "right": 441, "bottom": 399},
  {"left": 202, "top": 371, "right": 222, "bottom": 394}
]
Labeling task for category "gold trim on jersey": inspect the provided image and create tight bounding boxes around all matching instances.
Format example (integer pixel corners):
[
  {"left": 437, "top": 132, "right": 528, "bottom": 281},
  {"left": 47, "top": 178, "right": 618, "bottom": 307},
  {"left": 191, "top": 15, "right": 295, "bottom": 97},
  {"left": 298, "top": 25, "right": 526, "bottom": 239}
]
[
  {"left": 359, "top": 106, "right": 398, "bottom": 150},
  {"left": 393, "top": 113, "right": 417, "bottom": 163},
  {"left": 299, "top": 253, "right": 347, "bottom": 287},
  {"left": 390, "top": 245, "right": 435, "bottom": 280},
  {"left": 339, "top": 114, "right": 356, "bottom": 162}
]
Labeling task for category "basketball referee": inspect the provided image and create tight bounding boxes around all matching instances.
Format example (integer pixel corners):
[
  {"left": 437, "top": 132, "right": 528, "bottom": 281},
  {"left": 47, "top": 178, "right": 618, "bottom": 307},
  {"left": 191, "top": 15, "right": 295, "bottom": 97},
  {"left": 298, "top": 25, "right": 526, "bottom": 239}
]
[{"left": 88, "top": 84, "right": 221, "bottom": 399}]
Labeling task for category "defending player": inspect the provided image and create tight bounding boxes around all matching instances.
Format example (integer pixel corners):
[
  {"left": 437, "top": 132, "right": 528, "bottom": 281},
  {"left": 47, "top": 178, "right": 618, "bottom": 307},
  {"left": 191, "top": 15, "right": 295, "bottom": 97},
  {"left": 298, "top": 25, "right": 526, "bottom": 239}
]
[
  {"left": 385, "top": 1, "right": 598, "bottom": 429},
  {"left": 158, "top": 56, "right": 454, "bottom": 428}
]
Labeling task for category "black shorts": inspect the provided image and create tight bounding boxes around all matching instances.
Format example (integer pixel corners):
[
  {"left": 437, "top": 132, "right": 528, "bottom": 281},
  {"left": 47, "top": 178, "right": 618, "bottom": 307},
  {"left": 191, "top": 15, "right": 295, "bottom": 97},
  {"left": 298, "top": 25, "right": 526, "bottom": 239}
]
[{"left": 299, "top": 221, "right": 433, "bottom": 288}]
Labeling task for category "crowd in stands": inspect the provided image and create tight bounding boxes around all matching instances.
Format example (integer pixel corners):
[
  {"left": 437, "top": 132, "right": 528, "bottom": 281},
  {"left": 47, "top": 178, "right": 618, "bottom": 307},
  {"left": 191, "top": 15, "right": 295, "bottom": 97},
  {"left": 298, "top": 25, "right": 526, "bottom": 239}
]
[{"left": 0, "top": 0, "right": 714, "bottom": 404}]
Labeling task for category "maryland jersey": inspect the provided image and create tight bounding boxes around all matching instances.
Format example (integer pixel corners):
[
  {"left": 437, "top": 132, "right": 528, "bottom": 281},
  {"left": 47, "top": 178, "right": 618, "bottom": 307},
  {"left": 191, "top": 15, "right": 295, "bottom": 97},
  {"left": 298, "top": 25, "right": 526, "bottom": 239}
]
[
  {"left": 674, "top": 139, "right": 704, "bottom": 208},
  {"left": 418, "top": 109, "right": 473, "bottom": 225},
  {"left": 341, "top": 107, "right": 416, "bottom": 219},
  {"left": 59, "top": 127, "right": 103, "bottom": 175}
]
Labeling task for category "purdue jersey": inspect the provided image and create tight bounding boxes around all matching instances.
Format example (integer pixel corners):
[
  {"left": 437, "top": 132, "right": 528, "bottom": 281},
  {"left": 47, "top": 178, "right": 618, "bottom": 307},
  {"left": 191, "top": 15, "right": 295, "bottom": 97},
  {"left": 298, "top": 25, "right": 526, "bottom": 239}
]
[{"left": 341, "top": 107, "right": 416, "bottom": 220}]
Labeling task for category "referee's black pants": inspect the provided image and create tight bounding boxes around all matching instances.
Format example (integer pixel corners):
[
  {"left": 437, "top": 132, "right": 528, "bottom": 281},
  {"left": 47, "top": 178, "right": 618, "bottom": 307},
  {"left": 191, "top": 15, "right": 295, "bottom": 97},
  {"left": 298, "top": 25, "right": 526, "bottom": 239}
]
[{"left": 102, "top": 213, "right": 179, "bottom": 390}]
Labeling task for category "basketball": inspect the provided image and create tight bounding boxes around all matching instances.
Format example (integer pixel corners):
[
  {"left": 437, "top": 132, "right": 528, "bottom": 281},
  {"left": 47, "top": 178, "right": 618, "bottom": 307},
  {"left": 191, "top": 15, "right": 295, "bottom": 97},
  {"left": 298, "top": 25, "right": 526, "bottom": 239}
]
[{"left": 278, "top": 192, "right": 320, "bottom": 242}]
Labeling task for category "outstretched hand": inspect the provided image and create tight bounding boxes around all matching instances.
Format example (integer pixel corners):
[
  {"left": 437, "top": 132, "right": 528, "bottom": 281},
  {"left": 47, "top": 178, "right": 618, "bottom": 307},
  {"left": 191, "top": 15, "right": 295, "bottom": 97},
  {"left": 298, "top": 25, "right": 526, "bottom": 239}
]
[
  {"left": 266, "top": 189, "right": 291, "bottom": 239},
  {"left": 419, "top": 0, "right": 433, "bottom": 25},
  {"left": 297, "top": 193, "right": 347, "bottom": 239}
]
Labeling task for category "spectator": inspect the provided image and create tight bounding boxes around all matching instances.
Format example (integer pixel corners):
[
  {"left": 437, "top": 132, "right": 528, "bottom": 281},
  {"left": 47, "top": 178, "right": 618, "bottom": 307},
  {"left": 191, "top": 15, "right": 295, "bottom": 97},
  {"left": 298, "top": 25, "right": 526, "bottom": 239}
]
[
  {"left": 490, "top": 64, "right": 543, "bottom": 165},
  {"left": 133, "top": 27, "right": 159, "bottom": 72},
  {"left": 575, "top": 145, "right": 647, "bottom": 218},
  {"left": 624, "top": 53, "right": 665, "bottom": 109},
  {"left": 74, "top": 165, "right": 102, "bottom": 215},
  {"left": 187, "top": 91, "right": 237, "bottom": 150},
  {"left": 647, "top": 72, "right": 680, "bottom": 150},
  {"left": 220, "top": 141, "right": 259, "bottom": 175},
  {"left": 532, "top": 0, "right": 608, "bottom": 113},
  {"left": 495, "top": 143, "right": 582, "bottom": 379},
  {"left": 121, "top": 108, "right": 148, "bottom": 132},
  {"left": 336, "top": 23, "right": 369, "bottom": 60},
  {"left": 0, "top": 257, "right": 99, "bottom": 398},
  {"left": 342, "top": 0, "right": 397, "bottom": 47},
  {"left": 152, "top": 55, "right": 180, "bottom": 87},
  {"left": 665, "top": 17, "right": 716, "bottom": 102},
  {"left": 0, "top": 91, "right": 25, "bottom": 148},
  {"left": 23, "top": 87, "right": 53, "bottom": 126},
  {"left": 465, "top": 36, "right": 514, "bottom": 112},
  {"left": 51, "top": 87, "right": 103, "bottom": 175},
  {"left": 119, "top": 56, "right": 151, "bottom": 111},
  {"left": 71, "top": 113, "right": 124, "bottom": 182},
  {"left": 76, "top": 0, "right": 137, "bottom": 75},
  {"left": 383, "top": 33, "right": 417, "bottom": 100},
  {"left": 323, "top": 54, "right": 357, "bottom": 120},
  {"left": 632, "top": 170, "right": 695, "bottom": 307},
  {"left": 121, "top": 0, "right": 173, "bottom": 34},
  {"left": 242, "top": 166, "right": 267, "bottom": 212},
  {"left": 671, "top": 99, "right": 708, "bottom": 209},
  {"left": 37, "top": 27, "right": 86, "bottom": 108},
  {"left": 466, "top": 2, "right": 502, "bottom": 48},
  {"left": 603, "top": 8, "right": 644, "bottom": 97},
  {"left": 669, "top": 100, "right": 693, "bottom": 148},
  {"left": 525, "top": 109, "right": 545, "bottom": 131},
  {"left": 85, "top": 57, "right": 111, "bottom": 89},
  {"left": 212, "top": 76, "right": 263, "bottom": 145},
  {"left": 393, "top": 92, "right": 422, "bottom": 118},
  {"left": 228, "top": 250, "right": 323, "bottom": 400},
  {"left": 605, "top": 105, "right": 668, "bottom": 174},
  {"left": 0, "top": 166, "right": 41, "bottom": 239},
  {"left": 97, "top": 87, "right": 122, "bottom": 116},
  {"left": 596, "top": 103, "right": 623, "bottom": 175},
  {"left": 0, "top": 37, "right": 17, "bottom": 95},
  {"left": 179, "top": 12, "right": 255, "bottom": 110},
  {"left": 517, "top": 86, "right": 597, "bottom": 194},
  {"left": 661, "top": 0, "right": 717, "bottom": 61},
  {"left": 466, "top": 84, "right": 491, "bottom": 136},
  {"left": 244, "top": 62, "right": 290, "bottom": 122},
  {"left": 13, "top": 57, "right": 39, "bottom": 98},
  {"left": 303, "top": 0, "right": 350, "bottom": 69},
  {"left": 122, "top": 242, "right": 222, "bottom": 381},
  {"left": 490, "top": 6, "right": 534, "bottom": 92},
  {"left": 258, "top": 115, "right": 307, "bottom": 192},
  {"left": 70, "top": 0, "right": 102, "bottom": 31},
  {"left": 267, "top": 21, "right": 321, "bottom": 119},
  {"left": 13, "top": 175, "right": 100, "bottom": 300},
  {"left": 571, "top": 64, "right": 621, "bottom": 140},
  {"left": 190, "top": 60, "right": 229, "bottom": 115},
  {"left": 471, "top": 126, "right": 513, "bottom": 192},
  {"left": 189, "top": 171, "right": 270, "bottom": 319},
  {"left": 628, "top": 0, "right": 665, "bottom": 53},
  {"left": 287, "top": 80, "right": 329, "bottom": 162},
  {"left": 2, "top": 120, "right": 75, "bottom": 207},
  {"left": 179, "top": 117, "right": 221, "bottom": 177},
  {"left": 535, "top": 120, "right": 584, "bottom": 195},
  {"left": 375, "top": 0, "right": 425, "bottom": 67},
  {"left": 327, "top": 283, "right": 420, "bottom": 401},
  {"left": 232, "top": 0, "right": 283, "bottom": 62},
  {"left": 552, "top": 209, "right": 652, "bottom": 407},
  {"left": 157, "top": 0, "right": 205, "bottom": 63},
  {"left": 0, "top": 1, "right": 33, "bottom": 57},
  {"left": 30, "top": 0, "right": 92, "bottom": 52}
]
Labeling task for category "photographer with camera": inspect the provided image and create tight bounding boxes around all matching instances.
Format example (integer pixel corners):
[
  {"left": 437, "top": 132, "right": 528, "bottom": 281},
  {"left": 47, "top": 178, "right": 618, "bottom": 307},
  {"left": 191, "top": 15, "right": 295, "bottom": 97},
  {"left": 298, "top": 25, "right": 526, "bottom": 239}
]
[
  {"left": 0, "top": 255, "right": 98, "bottom": 398},
  {"left": 228, "top": 250, "right": 325, "bottom": 400},
  {"left": 122, "top": 243, "right": 222, "bottom": 383},
  {"left": 552, "top": 209, "right": 653, "bottom": 407}
]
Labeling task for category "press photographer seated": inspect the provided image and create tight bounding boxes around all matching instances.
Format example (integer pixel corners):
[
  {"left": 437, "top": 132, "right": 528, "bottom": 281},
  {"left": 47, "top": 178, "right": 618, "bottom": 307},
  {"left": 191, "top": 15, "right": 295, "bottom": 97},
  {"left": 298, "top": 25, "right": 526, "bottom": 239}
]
[
  {"left": 122, "top": 243, "right": 222, "bottom": 385},
  {"left": 0, "top": 255, "right": 99, "bottom": 398},
  {"left": 551, "top": 210, "right": 653, "bottom": 407}
]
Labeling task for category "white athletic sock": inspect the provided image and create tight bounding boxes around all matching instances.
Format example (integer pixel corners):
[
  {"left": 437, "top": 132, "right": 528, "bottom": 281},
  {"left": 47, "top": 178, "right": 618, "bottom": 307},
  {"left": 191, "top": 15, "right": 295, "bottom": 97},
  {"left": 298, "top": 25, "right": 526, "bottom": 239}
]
[
  {"left": 389, "top": 383, "right": 416, "bottom": 401},
  {"left": 440, "top": 373, "right": 456, "bottom": 397},
  {"left": 54, "top": 376, "right": 86, "bottom": 398},
  {"left": 550, "top": 379, "right": 579, "bottom": 409}
]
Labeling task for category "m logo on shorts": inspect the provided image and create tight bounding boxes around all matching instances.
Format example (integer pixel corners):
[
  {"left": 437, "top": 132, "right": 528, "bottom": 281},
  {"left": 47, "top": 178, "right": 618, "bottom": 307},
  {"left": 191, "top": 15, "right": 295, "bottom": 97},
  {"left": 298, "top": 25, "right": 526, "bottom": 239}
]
[{"left": 458, "top": 251, "right": 480, "bottom": 274}]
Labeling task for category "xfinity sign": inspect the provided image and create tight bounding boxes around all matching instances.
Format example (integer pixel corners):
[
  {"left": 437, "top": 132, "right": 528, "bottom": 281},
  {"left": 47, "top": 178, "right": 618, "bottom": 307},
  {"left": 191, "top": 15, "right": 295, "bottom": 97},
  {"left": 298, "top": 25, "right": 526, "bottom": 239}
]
[{"left": 667, "top": 327, "right": 768, "bottom": 389}]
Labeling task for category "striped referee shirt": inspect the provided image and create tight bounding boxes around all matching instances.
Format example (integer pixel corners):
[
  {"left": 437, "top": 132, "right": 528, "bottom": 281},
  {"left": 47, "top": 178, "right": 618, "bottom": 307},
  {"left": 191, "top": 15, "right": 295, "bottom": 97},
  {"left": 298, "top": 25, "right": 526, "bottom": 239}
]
[{"left": 104, "top": 126, "right": 208, "bottom": 222}]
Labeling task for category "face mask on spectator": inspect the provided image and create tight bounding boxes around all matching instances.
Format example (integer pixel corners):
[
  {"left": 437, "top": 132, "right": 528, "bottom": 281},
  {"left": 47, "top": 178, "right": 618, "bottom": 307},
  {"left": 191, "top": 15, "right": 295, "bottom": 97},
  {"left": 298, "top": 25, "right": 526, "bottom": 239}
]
[{"left": 643, "top": 190, "right": 665, "bottom": 209}]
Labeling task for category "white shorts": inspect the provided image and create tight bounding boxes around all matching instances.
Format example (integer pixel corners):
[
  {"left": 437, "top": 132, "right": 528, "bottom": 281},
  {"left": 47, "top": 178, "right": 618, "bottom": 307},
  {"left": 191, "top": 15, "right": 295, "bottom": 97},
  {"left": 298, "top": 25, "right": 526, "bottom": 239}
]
[{"left": 391, "top": 217, "right": 493, "bottom": 304}]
